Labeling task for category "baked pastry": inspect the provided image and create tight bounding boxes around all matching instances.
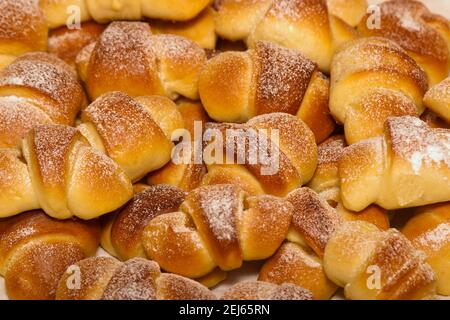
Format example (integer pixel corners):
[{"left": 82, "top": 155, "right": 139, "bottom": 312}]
[
  {"left": 330, "top": 37, "right": 427, "bottom": 144},
  {"left": 327, "top": 0, "right": 367, "bottom": 27},
  {"left": 324, "top": 221, "right": 437, "bottom": 300},
  {"left": 214, "top": 0, "right": 358, "bottom": 72},
  {"left": 56, "top": 257, "right": 216, "bottom": 300},
  {"left": 258, "top": 187, "right": 340, "bottom": 299},
  {"left": 424, "top": 77, "right": 450, "bottom": 124},
  {"left": 259, "top": 242, "right": 337, "bottom": 300},
  {"left": 0, "top": 52, "right": 86, "bottom": 149},
  {"left": 402, "top": 202, "right": 450, "bottom": 296},
  {"left": 0, "top": 0, "right": 48, "bottom": 70},
  {"left": 102, "top": 184, "right": 293, "bottom": 281},
  {"left": 150, "top": 8, "right": 217, "bottom": 49},
  {"left": 201, "top": 113, "right": 318, "bottom": 197},
  {"left": 339, "top": 116, "right": 450, "bottom": 211},
  {"left": 199, "top": 40, "right": 336, "bottom": 143},
  {"left": 0, "top": 125, "right": 133, "bottom": 219},
  {"left": 0, "top": 210, "right": 100, "bottom": 300},
  {"left": 78, "top": 92, "right": 184, "bottom": 181},
  {"left": 77, "top": 21, "right": 207, "bottom": 101},
  {"left": 222, "top": 280, "right": 313, "bottom": 300},
  {"left": 358, "top": 0, "right": 450, "bottom": 85},
  {"left": 48, "top": 21, "right": 105, "bottom": 67},
  {"left": 307, "top": 135, "right": 390, "bottom": 229}
]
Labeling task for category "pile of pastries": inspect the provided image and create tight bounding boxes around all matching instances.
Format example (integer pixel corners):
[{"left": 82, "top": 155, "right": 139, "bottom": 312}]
[{"left": 0, "top": 0, "right": 449, "bottom": 300}]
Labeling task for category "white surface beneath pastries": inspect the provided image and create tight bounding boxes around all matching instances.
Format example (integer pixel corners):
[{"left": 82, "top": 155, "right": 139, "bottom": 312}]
[{"left": 0, "top": 0, "right": 449, "bottom": 301}]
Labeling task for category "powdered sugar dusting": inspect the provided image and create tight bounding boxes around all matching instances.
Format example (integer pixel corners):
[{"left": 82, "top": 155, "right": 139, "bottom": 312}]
[
  {"left": 387, "top": 116, "right": 450, "bottom": 175},
  {"left": 415, "top": 223, "right": 450, "bottom": 252}
]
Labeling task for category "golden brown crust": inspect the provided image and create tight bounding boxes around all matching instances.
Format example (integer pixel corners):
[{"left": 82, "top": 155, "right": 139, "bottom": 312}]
[
  {"left": 402, "top": 202, "right": 450, "bottom": 295},
  {"left": 0, "top": 210, "right": 100, "bottom": 300},
  {"left": 199, "top": 41, "right": 331, "bottom": 128},
  {"left": 324, "top": 221, "right": 437, "bottom": 300},
  {"left": 330, "top": 37, "right": 428, "bottom": 144},
  {"left": 57, "top": 256, "right": 215, "bottom": 300},
  {"left": 20, "top": 124, "right": 133, "bottom": 219},
  {"left": 81, "top": 92, "right": 182, "bottom": 181},
  {"left": 40, "top": 0, "right": 92, "bottom": 29},
  {"left": 83, "top": 21, "right": 206, "bottom": 101},
  {"left": 107, "top": 185, "right": 187, "bottom": 260},
  {"left": 259, "top": 242, "right": 337, "bottom": 300},
  {"left": 358, "top": 0, "right": 449, "bottom": 85},
  {"left": 222, "top": 280, "right": 313, "bottom": 300},
  {"left": 0, "top": 52, "right": 86, "bottom": 126},
  {"left": 142, "top": 184, "right": 293, "bottom": 279},
  {"left": 48, "top": 22, "right": 105, "bottom": 67},
  {"left": 287, "top": 187, "right": 342, "bottom": 257},
  {"left": 0, "top": 0, "right": 48, "bottom": 56}
]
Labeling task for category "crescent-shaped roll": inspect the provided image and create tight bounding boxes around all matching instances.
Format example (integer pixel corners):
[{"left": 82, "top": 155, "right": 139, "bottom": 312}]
[
  {"left": 77, "top": 21, "right": 207, "bottom": 101},
  {"left": 101, "top": 184, "right": 293, "bottom": 281},
  {"left": 78, "top": 92, "right": 184, "bottom": 181},
  {"left": 0, "top": 125, "right": 133, "bottom": 219},
  {"left": 199, "top": 40, "right": 336, "bottom": 142},
  {"left": 0, "top": 210, "right": 100, "bottom": 299},
  {"left": 201, "top": 113, "right": 318, "bottom": 197},
  {"left": 214, "top": 0, "right": 360, "bottom": 72},
  {"left": 330, "top": 37, "right": 428, "bottom": 144},
  {"left": 56, "top": 257, "right": 216, "bottom": 300},
  {"left": 358, "top": 0, "right": 450, "bottom": 85},
  {"left": 324, "top": 221, "right": 437, "bottom": 300},
  {"left": 402, "top": 202, "right": 450, "bottom": 296},
  {"left": 339, "top": 116, "right": 450, "bottom": 211}
]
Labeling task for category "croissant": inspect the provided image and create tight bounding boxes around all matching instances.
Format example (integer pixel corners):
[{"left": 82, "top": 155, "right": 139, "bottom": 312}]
[
  {"left": 222, "top": 281, "right": 313, "bottom": 300},
  {"left": 76, "top": 21, "right": 207, "bottom": 101},
  {"left": 402, "top": 202, "right": 450, "bottom": 296},
  {"left": 214, "top": 0, "right": 360, "bottom": 72},
  {"left": 48, "top": 22, "right": 105, "bottom": 67},
  {"left": 424, "top": 77, "right": 450, "bottom": 124},
  {"left": 78, "top": 91, "right": 184, "bottom": 181},
  {"left": 0, "top": 0, "right": 48, "bottom": 70},
  {"left": 324, "top": 221, "right": 437, "bottom": 300},
  {"left": 101, "top": 184, "right": 293, "bottom": 281},
  {"left": 308, "top": 135, "right": 390, "bottom": 230},
  {"left": 330, "top": 37, "right": 428, "bottom": 144},
  {"left": 0, "top": 210, "right": 100, "bottom": 300},
  {"left": 199, "top": 40, "right": 336, "bottom": 143},
  {"left": 357, "top": 0, "right": 450, "bottom": 85},
  {"left": 339, "top": 116, "right": 450, "bottom": 212},
  {"left": 56, "top": 257, "right": 216, "bottom": 300},
  {"left": 0, "top": 124, "right": 133, "bottom": 219}
]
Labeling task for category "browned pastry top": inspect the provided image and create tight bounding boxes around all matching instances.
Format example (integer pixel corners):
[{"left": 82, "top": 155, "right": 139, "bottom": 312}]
[
  {"left": 0, "top": 0, "right": 47, "bottom": 52},
  {"left": 253, "top": 41, "right": 316, "bottom": 115},
  {"left": 317, "top": 135, "right": 346, "bottom": 165},
  {"left": 0, "top": 52, "right": 85, "bottom": 124},
  {"left": 111, "top": 185, "right": 187, "bottom": 259},
  {"left": 360, "top": 0, "right": 449, "bottom": 62},
  {"left": 48, "top": 22, "right": 106, "bottom": 65},
  {"left": 222, "top": 280, "right": 313, "bottom": 300},
  {"left": 287, "top": 187, "right": 342, "bottom": 257}
]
